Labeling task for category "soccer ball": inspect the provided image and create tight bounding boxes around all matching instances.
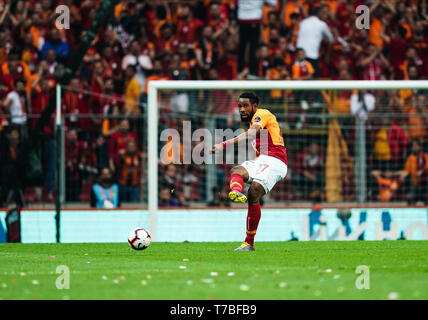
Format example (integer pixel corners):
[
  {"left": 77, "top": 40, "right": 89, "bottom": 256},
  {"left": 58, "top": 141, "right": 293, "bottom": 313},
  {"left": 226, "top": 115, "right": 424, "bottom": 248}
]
[{"left": 128, "top": 228, "right": 151, "bottom": 251}]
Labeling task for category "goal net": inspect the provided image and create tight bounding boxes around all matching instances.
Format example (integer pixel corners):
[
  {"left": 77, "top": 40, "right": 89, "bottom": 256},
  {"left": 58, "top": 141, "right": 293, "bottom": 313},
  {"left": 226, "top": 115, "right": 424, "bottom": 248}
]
[{"left": 148, "top": 80, "right": 428, "bottom": 237}]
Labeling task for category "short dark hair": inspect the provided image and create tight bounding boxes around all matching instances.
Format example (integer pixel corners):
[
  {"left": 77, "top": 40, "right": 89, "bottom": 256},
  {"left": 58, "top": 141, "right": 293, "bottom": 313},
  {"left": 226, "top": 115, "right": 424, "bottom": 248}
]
[
  {"left": 14, "top": 78, "right": 26, "bottom": 88},
  {"left": 411, "top": 138, "right": 421, "bottom": 147},
  {"left": 239, "top": 91, "right": 259, "bottom": 105},
  {"left": 209, "top": 0, "right": 221, "bottom": 7},
  {"left": 309, "top": 6, "right": 320, "bottom": 16}
]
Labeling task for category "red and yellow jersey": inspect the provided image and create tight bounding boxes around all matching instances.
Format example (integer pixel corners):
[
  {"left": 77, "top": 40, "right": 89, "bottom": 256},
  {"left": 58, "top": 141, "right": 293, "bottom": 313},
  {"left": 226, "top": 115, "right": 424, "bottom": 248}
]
[{"left": 250, "top": 108, "right": 288, "bottom": 165}]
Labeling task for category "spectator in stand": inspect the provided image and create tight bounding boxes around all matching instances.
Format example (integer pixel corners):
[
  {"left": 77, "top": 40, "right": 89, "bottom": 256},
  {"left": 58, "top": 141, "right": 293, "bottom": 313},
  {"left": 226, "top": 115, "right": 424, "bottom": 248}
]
[
  {"left": 176, "top": 41, "right": 198, "bottom": 80},
  {"left": 369, "top": 0, "right": 395, "bottom": 50},
  {"left": 169, "top": 53, "right": 189, "bottom": 81},
  {"left": 350, "top": 90, "right": 376, "bottom": 121},
  {"left": 89, "top": 60, "right": 107, "bottom": 116},
  {"left": 255, "top": 43, "right": 271, "bottom": 79},
  {"left": 399, "top": 46, "right": 425, "bottom": 81},
  {"left": 403, "top": 93, "right": 428, "bottom": 146},
  {"left": 400, "top": 139, "right": 428, "bottom": 205},
  {"left": 207, "top": 0, "right": 228, "bottom": 32},
  {"left": 372, "top": 115, "right": 409, "bottom": 172},
  {"left": 121, "top": 40, "right": 153, "bottom": 90},
  {"left": 7, "top": 0, "right": 30, "bottom": 30},
  {"left": 29, "top": 76, "right": 56, "bottom": 201},
  {"left": 159, "top": 187, "right": 181, "bottom": 207},
  {"left": 117, "top": 139, "right": 143, "bottom": 203},
  {"left": 94, "top": 133, "right": 109, "bottom": 171},
  {"left": 281, "top": 0, "right": 305, "bottom": 29},
  {"left": 17, "top": 33, "right": 39, "bottom": 73},
  {"left": 102, "top": 104, "right": 122, "bottom": 138},
  {"left": 108, "top": 118, "right": 137, "bottom": 169},
  {"left": 65, "top": 128, "right": 97, "bottom": 202},
  {"left": 159, "top": 164, "right": 185, "bottom": 205},
  {"left": 41, "top": 28, "right": 70, "bottom": 63},
  {"left": 44, "top": 49, "right": 64, "bottom": 80},
  {"left": 124, "top": 64, "right": 141, "bottom": 114},
  {"left": 154, "top": 23, "right": 179, "bottom": 56},
  {"left": 207, "top": 186, "right": 230, "bottom": 207},
  {"left": 370, "top": 169, "right": 402, "bottom": 202},
  {"left": 356, "top": 43, "right": 391, "bottom": 80},
  {"left": 2, "top": 78, "right": 28, "bottom": 135},
  {"left": 63, "top": 78, "right": 91, "bottom": 137},
  {"left": 1, "top": 53, "right": 31, "bottom": 90},
  {"left": 292, "top": 142, "right": 324, "bottom": 199},
  {"left": 237, "top": 0, "right": 277, "bottom": 77},
  {"left": 380, "top": 26, "right": 410, "bottom": 80},
  {"left": 296, "top": 5, "right": 333, "bottom": 78},
  {"left": 91, "top": 167, "right": 119, "bottom": 208},
  {"left": 195, "top": 25, "right": 219, "bottom": 74},
  {"left": 100, "top": 44, "right": 122, "bottom": 87},
  {"left": 217, "top": 36, "right": 238, "bottom": 80},
  {"left": 262, "top": 10, "right": 281, "bottom": 45},
  {"left": 175, "top": 3, "right": 204, "bottom": 46},
  {"left": 100, "top": 77, "right": 122, "bottom": 115},
  {"left": 143, "top": 58, "right": 170, "bottom": 100},
  {"left": 292, "top": 48, "right": 314, "bottom": 111},
  {"left": 265, "top": 58, "right": 290, "bottom": 102},
  {"left": 292, "top": 48, "right": 314, "bottom": 80},
  {"left": 0, "top": 128, "right": 25, "bottom": 207},
  {"left": 25, "top": 60, "right": 55, "bottom": 99}
]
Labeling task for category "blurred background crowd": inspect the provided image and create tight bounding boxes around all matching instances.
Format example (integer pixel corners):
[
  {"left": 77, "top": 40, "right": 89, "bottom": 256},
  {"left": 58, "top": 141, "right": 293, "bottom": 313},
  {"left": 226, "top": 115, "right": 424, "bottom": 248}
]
[{"left": 0, "top": 0, "right": 428, "bottom": 208}]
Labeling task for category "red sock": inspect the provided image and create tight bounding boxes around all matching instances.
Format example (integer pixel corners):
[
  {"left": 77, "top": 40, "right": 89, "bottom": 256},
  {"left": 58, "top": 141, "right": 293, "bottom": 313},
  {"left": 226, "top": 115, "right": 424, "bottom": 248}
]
[
  {"left": 230, "top": 174, "right": 244, "bottom": 193},
  {"left": 245, "top": 204, "right": 261, "bottom": 247}
]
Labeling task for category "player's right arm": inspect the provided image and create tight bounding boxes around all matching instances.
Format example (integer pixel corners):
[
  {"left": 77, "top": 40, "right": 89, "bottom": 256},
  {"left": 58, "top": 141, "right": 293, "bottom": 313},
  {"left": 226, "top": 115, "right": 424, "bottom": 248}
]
[{"left": 210, "top": 124, "right": 261, "bottom": 154}]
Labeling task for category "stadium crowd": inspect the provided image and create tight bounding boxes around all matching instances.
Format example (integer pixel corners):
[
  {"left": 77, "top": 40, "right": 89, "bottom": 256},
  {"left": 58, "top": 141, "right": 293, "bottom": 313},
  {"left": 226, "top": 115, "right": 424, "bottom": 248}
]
[{"left": 0, "top": 0, "right": 428, "bottom": 207}]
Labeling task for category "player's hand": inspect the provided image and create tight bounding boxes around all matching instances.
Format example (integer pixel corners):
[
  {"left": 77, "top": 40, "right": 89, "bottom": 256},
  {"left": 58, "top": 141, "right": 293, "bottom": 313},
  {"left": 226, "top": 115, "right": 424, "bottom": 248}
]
[{"left": 210, "top": 143, "right": 223, "bottom": 154}]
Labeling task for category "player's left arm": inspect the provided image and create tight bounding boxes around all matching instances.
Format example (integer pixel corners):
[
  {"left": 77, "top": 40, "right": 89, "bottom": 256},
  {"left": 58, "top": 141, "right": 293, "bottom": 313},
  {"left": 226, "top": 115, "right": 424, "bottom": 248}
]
[{"left": 210, "top": 124, "right": 261, "bottom": 153}]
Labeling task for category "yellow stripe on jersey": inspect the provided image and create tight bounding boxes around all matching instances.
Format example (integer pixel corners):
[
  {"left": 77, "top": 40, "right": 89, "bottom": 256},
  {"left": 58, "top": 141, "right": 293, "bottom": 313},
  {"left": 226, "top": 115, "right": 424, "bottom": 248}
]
[{"left": 251, "top": 108, "right": 285, "bottom": 146}]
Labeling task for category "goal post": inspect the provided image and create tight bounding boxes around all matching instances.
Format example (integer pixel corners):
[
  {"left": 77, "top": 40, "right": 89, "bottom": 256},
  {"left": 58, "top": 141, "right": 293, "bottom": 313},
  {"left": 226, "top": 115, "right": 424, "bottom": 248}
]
[{"left": 147, "top": 80, "right": 428, "bottom": 241}]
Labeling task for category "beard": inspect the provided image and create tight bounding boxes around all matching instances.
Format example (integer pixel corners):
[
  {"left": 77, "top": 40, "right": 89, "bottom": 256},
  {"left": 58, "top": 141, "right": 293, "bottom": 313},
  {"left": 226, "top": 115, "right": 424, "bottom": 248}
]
[{"left": 240, "top": 111, "right": 254, "bottom": 125}]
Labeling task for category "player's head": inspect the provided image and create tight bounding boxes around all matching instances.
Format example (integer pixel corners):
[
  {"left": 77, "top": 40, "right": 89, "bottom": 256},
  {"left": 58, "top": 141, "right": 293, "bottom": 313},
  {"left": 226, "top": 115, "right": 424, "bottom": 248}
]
[{"left": 238, "top": 91, "right": 259, "bottom": 123}]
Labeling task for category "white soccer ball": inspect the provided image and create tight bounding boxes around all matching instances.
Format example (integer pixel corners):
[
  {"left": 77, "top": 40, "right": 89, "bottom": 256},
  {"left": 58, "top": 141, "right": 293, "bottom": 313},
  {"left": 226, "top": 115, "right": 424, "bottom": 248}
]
[{"left": 128, "top": 228, "right": 151, "bottom": 251}]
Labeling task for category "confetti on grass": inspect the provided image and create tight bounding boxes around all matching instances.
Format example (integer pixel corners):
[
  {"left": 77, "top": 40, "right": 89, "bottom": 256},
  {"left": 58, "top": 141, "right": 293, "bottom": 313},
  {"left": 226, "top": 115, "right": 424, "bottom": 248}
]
[
  {"left": 240, "top": 284, "right": 249, "bottom": 291},
  {"left": 388, "top": 292, "right": 399, "bottom": 300},
  {"left": 202, "top": 278, "right": 214, "bottom": 284}
]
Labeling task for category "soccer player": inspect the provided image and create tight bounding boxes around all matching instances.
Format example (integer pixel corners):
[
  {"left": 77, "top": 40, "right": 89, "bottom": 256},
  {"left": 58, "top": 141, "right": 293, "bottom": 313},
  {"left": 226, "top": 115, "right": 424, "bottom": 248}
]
[{"left": 210, "top": 91, "right": 288, "bottom": 251}]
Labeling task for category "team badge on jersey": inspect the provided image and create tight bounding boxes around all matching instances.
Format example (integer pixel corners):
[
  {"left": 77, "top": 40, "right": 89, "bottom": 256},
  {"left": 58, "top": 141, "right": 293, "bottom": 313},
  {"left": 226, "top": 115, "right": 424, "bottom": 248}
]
[{"left": 253, "top": 116, "right": 261, "bottom": 123}]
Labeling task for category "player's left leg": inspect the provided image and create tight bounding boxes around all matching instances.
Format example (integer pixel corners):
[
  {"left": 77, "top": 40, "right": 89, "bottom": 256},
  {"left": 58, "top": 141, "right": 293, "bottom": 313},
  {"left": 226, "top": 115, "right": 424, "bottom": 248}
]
[{"left": 234, "top": 181, "right": 265, "bottom": 251}]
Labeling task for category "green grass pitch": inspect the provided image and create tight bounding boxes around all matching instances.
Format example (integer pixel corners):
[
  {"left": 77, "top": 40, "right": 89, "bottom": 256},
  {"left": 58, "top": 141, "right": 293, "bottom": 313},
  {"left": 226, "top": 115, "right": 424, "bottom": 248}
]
[{"left": 0, "top": 241, "right": 427, "bottom": 300}]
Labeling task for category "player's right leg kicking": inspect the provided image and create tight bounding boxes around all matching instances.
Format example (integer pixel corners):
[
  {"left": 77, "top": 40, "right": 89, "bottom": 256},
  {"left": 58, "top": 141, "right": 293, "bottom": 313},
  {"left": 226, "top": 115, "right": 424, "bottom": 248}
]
[{"left": 228, "top": 166, "right": 249, "bottom": 203}]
